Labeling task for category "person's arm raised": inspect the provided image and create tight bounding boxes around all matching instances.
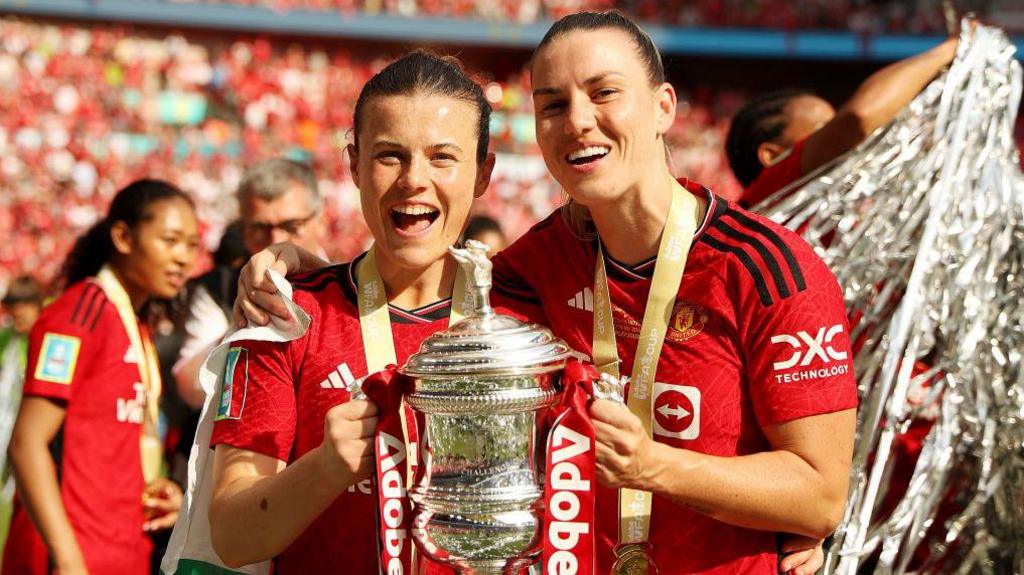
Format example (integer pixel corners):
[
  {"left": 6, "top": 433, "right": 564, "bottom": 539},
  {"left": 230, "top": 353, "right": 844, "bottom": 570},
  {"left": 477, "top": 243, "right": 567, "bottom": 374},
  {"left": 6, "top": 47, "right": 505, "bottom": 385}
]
[
  {"left": 233, "top": 242, "right": 330, "bottom": 327},
  {"left": 802, "top": 34, "right": 960, "bottom": 174}
]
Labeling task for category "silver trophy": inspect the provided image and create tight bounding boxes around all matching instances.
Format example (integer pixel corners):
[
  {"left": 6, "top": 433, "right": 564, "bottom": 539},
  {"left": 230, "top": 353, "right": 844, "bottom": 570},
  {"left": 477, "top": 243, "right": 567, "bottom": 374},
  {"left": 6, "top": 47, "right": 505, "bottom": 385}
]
[{"left": 400, "top": 241, "right": 574, "bottom": 574}]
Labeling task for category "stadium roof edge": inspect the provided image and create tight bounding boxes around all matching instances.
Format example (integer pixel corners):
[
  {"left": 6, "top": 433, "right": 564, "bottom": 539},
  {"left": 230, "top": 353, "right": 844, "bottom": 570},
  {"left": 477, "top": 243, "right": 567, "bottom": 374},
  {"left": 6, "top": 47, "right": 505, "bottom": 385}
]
[{"left": 2, "top": 0, "right": 1022, "bottom": 62}]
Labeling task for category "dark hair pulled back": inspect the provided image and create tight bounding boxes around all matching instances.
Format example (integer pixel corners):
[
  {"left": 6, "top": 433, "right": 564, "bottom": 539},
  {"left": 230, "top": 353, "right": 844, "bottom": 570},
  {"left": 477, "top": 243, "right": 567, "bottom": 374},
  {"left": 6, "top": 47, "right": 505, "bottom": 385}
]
[
  {"left": 60, "top": 179, "right": 194, "bottom": 288},
  {"left": 353, "top": 51, "right": 491, "bottom": 165},
  {"left": 725, "top": 89, "right": 814, "bottom": 187},
  {"left": 533, "top": 10, "right": 665, "bottom": 86}
]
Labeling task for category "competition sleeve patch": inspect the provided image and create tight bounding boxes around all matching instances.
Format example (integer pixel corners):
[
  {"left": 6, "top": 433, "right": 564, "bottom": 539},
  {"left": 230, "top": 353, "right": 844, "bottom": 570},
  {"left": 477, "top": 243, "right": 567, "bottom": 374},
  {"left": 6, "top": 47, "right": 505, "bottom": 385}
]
[
  {"left": 34, "top": 333, "right": 82, "bottom": 385},
  {"left": 215, "top": 346, "right": 248, "bottom": 421}
]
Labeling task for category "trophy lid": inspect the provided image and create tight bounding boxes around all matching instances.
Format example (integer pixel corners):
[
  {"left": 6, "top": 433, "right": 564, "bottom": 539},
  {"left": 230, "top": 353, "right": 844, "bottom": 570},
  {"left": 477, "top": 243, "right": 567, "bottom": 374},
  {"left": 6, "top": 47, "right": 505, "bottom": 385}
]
[{"left": 402, "top": 241, "right": 574, "bottom": 377}]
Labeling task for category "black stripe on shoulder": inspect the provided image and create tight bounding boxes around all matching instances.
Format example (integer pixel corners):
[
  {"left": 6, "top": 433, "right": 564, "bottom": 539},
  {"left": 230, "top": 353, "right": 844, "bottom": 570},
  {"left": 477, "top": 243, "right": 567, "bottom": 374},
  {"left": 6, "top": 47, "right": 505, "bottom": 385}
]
[
  {"left": 701, "top": 235, "right": 773, "bottom": 307},
  {"left": 709, "top": 193, "right": 729, "bottom": 224},
  {"left": 722, "top": 208, "right": 806, "bottom": 292},
  {"left": 70, "top": 284, "right": 100, "bottom": 325},
  {"left": 290, "top": 264, "right": 347, "bottom": 294},
  {"left": 75, "top": 286, "right": 103, "bottom": 328},
  {"left": 87, "top": 298, "right": 107, "bottom": 332},
  {"left": 711, "top": 220, "right": 790, "bottom": 300}
]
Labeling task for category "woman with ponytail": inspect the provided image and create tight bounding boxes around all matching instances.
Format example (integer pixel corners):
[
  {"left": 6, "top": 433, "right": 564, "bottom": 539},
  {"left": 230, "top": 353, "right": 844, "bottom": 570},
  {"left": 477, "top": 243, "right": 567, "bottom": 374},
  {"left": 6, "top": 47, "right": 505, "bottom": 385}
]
[{"left": 5, "top": 179, "right": 200, "bottom": 574}]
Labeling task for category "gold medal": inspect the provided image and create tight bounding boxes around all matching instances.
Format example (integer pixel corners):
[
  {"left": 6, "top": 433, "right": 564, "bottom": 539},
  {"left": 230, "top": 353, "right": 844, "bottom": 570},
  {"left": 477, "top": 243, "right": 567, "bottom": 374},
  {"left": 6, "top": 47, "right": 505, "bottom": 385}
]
[{"left": 612, "top": 544, "right": 659, "bottom": 575}]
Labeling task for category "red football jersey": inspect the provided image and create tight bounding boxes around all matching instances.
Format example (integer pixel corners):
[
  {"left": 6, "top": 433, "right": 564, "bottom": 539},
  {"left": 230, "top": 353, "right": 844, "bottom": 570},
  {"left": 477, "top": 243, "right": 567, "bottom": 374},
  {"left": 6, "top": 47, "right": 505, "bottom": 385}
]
[
  {"left": 211, "top": 255, "right": 524, "bottom": 574},
  {"left": 493, "top": 181, "right": 858, "bottom": 574},
  {"left": 741, "top": 138, "right": 807, "bottom": 209},
  {"left": 4, "top": 280, "right": 153, "bottom": 575}
]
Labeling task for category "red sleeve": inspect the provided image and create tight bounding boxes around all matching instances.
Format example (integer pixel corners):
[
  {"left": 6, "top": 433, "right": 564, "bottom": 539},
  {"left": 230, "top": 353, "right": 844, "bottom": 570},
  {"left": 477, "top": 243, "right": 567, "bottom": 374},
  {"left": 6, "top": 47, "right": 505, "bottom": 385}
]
[
  {"left": 210, "top": 338, "right": 298, "bottom": 461},
  {"left": 740, "top": 138, "right": 806, "bottom": 209},
  {"left": 23, "top": 289, "right": 96, "bottom": 402},
  {"left": 742, "top": 245, "right": 857, "bottom": 426}
]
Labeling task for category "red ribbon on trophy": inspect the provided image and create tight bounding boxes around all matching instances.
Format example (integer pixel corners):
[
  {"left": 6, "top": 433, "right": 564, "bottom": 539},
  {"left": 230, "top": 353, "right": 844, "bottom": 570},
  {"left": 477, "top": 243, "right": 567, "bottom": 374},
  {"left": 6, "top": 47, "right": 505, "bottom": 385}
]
[
  {"left": 362, "top": 360, "right": 600, "bottom": 575},
  {"left": 543, "top": 360, "right": 598, "bottom": 575},
  {"left": 361, "top": 367, "right": 418, "bottom": 575}
]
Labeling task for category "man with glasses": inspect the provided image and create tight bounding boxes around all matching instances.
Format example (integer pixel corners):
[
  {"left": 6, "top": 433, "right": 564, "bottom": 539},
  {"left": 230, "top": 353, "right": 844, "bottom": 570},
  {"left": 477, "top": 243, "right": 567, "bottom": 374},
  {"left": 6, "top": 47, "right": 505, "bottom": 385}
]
[{"left": 172, "top": 159, "right": 325, "bottom": 413}]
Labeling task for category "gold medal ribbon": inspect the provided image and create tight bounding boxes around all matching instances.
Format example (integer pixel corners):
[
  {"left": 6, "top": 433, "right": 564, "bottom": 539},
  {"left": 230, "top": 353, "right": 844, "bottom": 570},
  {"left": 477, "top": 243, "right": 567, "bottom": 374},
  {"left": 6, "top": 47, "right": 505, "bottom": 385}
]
[
  {"left": 95, "top": 266, "right": 164, "bottom": 485},
  {"left": 356, "top": 246, "right": 470, "bottom": 574},
  {"left": 356, "top": 246, "right": 469, "bottom": 373},
  {"left": 591, "top": 184, "right": 699, "bottom": 573}
]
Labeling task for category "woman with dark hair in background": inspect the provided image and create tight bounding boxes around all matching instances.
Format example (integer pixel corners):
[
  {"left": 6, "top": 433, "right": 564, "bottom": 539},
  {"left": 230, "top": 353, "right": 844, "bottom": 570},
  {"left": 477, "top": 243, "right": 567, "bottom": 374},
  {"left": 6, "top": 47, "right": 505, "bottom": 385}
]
[
  {"left": 726, "top": 33, "right": 962, "bottom": 207},
  {"left": 4, "top": 179, "right": 200, "bottom": 575}
]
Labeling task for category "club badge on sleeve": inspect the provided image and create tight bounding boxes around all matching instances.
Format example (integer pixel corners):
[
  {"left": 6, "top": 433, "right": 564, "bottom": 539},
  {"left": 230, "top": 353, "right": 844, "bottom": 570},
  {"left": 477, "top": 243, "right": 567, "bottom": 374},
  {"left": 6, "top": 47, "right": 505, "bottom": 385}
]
[
  {"left": 34, "top": 333, "right": 82, "bottom": 385},
  {"left": 215, "top": 346, "right": 249, "bottom": 421}
]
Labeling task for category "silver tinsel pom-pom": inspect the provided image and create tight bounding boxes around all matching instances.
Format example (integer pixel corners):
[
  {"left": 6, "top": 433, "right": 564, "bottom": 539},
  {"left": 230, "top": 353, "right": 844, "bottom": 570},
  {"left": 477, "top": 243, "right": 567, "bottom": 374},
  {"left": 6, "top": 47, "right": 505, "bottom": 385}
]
[{"left": 756, "top": 21, "right": 1024, "bottom": 575}]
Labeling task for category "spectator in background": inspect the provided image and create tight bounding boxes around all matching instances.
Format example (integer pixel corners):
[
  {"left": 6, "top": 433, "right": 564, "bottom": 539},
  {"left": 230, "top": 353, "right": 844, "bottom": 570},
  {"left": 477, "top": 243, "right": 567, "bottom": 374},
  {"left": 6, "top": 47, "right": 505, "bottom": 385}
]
[
  {"left": 463, "top": 214, "right": 507, "bottom": 251},
  {"left": 5, "top": 180, "right": 199, "bottom": 575},
  {"left": 0, "top": 276, "right": 44, "bottom": 552},
  {"left": 172, "top": 158, "right": 325, "bottom": 411},
  {"left": 725, "top": 32, "right": 962, "bottom": 208}
]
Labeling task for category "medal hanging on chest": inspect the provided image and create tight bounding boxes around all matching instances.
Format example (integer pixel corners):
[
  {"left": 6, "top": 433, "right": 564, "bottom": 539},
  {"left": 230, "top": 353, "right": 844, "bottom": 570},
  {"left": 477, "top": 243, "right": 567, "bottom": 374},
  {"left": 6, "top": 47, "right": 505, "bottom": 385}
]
[
  {"left": 591, "top": 185, "right": 700, "bottom": 575},
  {"left": 95, "top": 266, "right": 164, "bottom": 486}
]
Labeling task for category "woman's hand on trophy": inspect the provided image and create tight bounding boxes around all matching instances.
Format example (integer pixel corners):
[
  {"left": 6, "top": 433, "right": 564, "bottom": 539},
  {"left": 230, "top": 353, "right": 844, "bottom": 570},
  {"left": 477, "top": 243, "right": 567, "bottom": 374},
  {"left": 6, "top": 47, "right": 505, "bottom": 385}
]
[
  {"left": 317, "top": 400, "right": 379, "bottom": 488},
  {"left": 778, "top": 535, "right": 825, "bottom": 575},
  {"left": 590, "top": 399, "right": 661, "bottom": 490},
  {"left": 233, "top": 241, "right": 328, "bottom": 327}
]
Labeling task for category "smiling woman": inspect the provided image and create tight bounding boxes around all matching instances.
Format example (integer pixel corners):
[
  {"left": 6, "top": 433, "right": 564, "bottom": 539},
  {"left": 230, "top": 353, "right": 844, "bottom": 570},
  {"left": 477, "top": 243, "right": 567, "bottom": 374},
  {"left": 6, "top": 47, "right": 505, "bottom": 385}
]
[
  {"left": 5, "top": 179, "right": 200, "bottom": 575},
  {"left": 488, "top": 10, "right": 859, "bottom": 575},
  {"left": 202, "top": 51, "right": 515, "bottom": 575}
]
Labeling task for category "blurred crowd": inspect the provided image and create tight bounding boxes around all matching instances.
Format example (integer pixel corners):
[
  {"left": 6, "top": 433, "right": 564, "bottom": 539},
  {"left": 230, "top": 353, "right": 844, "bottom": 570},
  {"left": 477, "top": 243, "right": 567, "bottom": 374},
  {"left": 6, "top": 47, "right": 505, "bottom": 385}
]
[
  {"left": 0, "top": 16, "right": 744, "bottom": 295},
  {"left": 174, "top": 0, "right": 998, "bottom": 33}
]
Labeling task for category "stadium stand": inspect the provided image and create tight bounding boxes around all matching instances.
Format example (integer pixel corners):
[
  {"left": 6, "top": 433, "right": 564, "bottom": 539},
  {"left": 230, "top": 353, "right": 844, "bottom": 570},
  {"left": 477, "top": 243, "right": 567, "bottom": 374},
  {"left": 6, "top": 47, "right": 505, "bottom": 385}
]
[{"left": 0, "top": 16, "right": 749, "bottom": 294}]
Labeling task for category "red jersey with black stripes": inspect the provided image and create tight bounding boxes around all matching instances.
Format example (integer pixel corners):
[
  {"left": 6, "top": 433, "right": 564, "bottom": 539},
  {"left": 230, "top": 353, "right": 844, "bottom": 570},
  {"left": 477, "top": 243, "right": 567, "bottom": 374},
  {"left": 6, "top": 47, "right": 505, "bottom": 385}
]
[
  {"left": 210, "top": 254, "right": 522, "bottom": 574},
  {"left": 5, "top": 280, "right": 152, "bottom": 575},
  {"left": 492, "top": 180, "right": 857, "bottom": 574}
]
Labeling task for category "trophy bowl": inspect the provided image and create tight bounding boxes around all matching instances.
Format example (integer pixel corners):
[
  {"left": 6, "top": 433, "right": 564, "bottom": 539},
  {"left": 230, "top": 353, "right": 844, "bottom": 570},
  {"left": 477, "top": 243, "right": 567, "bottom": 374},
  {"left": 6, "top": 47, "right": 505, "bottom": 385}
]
[{"left": 400, "top": 242, "right": 574, "bottom": 574}]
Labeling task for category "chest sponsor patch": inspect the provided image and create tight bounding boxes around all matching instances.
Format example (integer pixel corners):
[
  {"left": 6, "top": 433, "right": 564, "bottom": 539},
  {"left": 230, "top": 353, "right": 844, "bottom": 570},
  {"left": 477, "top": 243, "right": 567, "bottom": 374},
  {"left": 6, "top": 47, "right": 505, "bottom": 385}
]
[
  {"left": 215, "top": 346, "right": 248, "bottom": 421},
  {"left": 652, "top": 382, "right": 701, "bottom": 440},
  {"left": 34, "top": 333, "right": 81, "bottom": 385}
]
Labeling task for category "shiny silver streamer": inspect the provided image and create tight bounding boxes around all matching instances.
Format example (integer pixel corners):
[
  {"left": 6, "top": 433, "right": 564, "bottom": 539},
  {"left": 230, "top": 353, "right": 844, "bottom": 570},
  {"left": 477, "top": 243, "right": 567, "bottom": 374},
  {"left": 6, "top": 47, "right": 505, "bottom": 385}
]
[{"left": 756, "top": 21, "right": 1024, "bottom": 575}]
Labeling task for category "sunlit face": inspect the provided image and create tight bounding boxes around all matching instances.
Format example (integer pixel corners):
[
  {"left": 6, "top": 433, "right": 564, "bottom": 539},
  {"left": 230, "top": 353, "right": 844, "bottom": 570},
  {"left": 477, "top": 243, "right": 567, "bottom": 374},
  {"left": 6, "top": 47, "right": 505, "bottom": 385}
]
[
  {"left": 349, "top": 93, "right": 493, "bottom": 272},
  {"left": 532, "top": 29, "right": 675, "bottom": 208},
  {"left": 241, "top": 181, "right": 324, "bottom": 255},
  {"left": 115, "top": 198, "right": 201, "bottom": 300}
]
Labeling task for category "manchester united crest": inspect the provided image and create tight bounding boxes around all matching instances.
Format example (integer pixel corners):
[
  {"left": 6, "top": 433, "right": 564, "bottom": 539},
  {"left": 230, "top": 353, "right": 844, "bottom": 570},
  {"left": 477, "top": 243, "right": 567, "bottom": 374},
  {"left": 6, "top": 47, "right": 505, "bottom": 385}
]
[{"left": 667, "top": 301, "right": 708, "bottom": 342}]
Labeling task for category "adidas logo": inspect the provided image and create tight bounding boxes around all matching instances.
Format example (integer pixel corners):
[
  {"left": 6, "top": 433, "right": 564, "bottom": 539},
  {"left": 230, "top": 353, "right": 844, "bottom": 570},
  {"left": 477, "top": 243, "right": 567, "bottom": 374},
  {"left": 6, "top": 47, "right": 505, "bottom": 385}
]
[
  {"left": 320, "top": 363, "right": 357, "bottom": 390},
  {"left": 567, "top": 287, "right": 594, "bottom": 312}
]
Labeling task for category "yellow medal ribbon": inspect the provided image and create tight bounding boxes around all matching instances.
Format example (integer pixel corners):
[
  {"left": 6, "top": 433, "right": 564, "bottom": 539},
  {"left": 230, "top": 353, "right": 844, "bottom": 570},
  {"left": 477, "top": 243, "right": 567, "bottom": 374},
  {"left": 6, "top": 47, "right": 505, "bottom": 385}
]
[
  {"left": 356, "top": 247, "right": 469, "bottom": 373},
  {"left": 591, "top": 184, "right": 700, "bottom": 573},
  {"left": 355, "top": 246, "right": 470, "bottom": 575},
  {"left": 95, "top": 266, "right": 164, "bottom": 485}
]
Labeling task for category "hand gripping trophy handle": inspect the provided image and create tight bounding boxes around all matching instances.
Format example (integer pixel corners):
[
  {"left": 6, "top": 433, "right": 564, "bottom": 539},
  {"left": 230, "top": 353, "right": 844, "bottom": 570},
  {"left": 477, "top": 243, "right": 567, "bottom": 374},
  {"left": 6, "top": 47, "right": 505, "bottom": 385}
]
[{"left": 449, "top": 239, "right": 495, "bottom": 318}]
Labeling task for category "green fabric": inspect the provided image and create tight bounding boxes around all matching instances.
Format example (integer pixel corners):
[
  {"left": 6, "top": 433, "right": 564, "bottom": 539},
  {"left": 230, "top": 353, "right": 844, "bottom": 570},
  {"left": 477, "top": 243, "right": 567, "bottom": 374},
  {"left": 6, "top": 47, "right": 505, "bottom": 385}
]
[{"left": 167, "top": 559, "right": 246, "bottom": 575}]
